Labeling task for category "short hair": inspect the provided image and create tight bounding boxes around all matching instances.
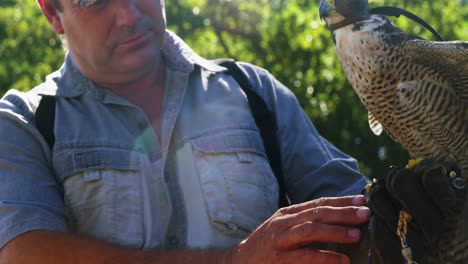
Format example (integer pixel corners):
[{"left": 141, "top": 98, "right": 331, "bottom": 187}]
[{"left": 50, "top": 0, "right": 63, "bottom": 11}]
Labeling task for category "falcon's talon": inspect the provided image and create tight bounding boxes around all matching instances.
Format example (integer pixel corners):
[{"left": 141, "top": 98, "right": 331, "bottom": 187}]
[
  {"left": 406, "top": 158, "right": 425, "bottom": 169},
  {"left": 364, "top": 183, "right": 373, "bottom": 194}
]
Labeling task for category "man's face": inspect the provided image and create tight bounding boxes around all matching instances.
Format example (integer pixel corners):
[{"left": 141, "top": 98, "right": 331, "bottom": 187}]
[{"left": 53, "top": 0, "right": 166, "bottom": 83}]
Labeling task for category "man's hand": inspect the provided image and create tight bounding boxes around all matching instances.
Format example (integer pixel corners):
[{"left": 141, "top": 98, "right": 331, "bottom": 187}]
[
  {"left": 1, "top": 196, "right": 368, "bottom": 264},
  {"left": 367, "top": 161, "right": 466, "bottom": 264},
  {"left": 226, "top": 195, "right": 370, "bottom": 264}
]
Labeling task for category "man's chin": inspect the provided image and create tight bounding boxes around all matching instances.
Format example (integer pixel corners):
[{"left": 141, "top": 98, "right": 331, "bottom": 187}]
[
  {"left": 107, "top": 61, "right": 158, "bottom": 83},
  {"left": 115, "top": 49, "right": 159, "bottom": 71}
]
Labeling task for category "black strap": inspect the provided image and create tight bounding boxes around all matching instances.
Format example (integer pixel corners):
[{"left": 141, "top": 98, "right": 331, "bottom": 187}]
[
  {"left": 214, "top": 59, "right": 289, "bottom": 207},
  {"left": 370, "top": 6, "right": 445, "bottom": 41},
  {"left": 35, "top": 96, "right": 56, "bottom": 149},
  {"left": 329, "top": 6, "right": 445, "bottom": 42}
]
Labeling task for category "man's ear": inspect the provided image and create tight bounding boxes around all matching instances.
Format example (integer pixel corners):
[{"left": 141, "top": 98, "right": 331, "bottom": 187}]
[{"left": 37, "top": 0, "right": 65, "bottom": 34}]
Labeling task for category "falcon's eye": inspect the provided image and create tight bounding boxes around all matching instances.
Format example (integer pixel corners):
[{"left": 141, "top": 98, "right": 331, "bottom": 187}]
[{"left": 326, "top": 0, "right": 334, "bottom": 6}]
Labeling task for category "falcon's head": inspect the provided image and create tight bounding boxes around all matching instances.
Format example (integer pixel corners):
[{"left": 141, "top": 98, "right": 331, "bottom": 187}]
[{"left": 319, "top": 0, "right": 371, "bottom": 30}]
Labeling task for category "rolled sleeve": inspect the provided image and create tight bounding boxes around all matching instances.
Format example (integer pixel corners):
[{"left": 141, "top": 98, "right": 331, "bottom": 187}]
[
  {"left": 0, "top": 216, "right": 67, "bottom": 249},
  {"left": 278, "top": 99, "right": 368, "bottom": 202},
  {"left": 0, "top": 93, "right": 67, "bottom": 248}
]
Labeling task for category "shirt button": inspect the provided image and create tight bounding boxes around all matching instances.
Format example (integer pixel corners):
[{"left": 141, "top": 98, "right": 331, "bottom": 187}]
[{"left": 227, "top": 223, "right": 238, "bottom": 231}]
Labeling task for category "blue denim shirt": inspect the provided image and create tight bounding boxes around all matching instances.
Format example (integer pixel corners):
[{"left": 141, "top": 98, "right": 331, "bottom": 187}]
[{"left": 0, "top": 31, "right": 367, "bottom": 250}]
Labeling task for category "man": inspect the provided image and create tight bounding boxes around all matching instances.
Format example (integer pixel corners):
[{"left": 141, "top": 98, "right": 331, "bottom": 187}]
[{"left": 0, "top": 0, "right": 369, "bottom": 263}]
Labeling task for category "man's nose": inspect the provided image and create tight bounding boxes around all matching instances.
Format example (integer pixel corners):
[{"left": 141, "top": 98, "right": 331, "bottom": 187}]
[{"left": 115, "top": 0, "right": 141, "bottom": 27}]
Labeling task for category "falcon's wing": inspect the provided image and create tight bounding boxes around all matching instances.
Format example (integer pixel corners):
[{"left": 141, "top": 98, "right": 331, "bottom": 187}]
[
  {"left": 391, "top": 39, "right": 468, "bottom": 159},
  {"left": 401, "top": 39, "right": 468, "bottom": 106}
]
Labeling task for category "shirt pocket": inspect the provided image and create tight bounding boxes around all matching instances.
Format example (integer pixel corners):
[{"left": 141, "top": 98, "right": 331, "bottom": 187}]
[
  {"left": 53, "top": 147, "right": 145, "bottom": 248},
  {"left": 191, "top": 131, "right": 279, "bottom": 238}
]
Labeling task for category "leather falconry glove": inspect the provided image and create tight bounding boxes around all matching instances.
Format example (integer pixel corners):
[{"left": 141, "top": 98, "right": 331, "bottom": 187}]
[{"left": 367, "top": 161, "right": 466, "bottom": 264}]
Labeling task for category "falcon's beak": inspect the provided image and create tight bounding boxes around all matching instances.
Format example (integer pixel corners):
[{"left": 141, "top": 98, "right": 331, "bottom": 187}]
[{"left": 319, "top": 0, "right": 336, "bottom": 21}]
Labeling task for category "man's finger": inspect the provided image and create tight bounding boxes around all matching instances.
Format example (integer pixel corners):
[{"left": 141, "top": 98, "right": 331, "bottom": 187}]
[
  {"left": 275, "top": 222, "right": 361, "bottom": 249},
  {"left": 280, "top": 195, "right": 367, "bottom": 215},
  {"left": 285, "top": 206, "right": 370, "bottom": 227}
]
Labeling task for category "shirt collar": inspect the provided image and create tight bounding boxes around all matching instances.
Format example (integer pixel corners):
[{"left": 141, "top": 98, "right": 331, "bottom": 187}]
[
  {"left": 162, "top": 30, "right": 226, "bottom": 73},
  {"left": 39, "top": 30, "right": 227, "bottom": 98},
  {"left": 38, "top": 54, "right": 88, "bottom": 98}
]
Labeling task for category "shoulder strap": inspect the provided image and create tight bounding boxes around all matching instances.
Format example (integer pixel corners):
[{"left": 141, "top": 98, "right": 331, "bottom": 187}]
[
  {"left": 35, "top": 96, "right": 56, "bottom": 149},
  {"left": 214, "top": 59, "right": 290, "bottom": 207}
]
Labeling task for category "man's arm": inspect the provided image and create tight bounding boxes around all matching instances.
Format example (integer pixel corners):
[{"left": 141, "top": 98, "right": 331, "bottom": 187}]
[
  {"left": 1, "top": 196, "right": 369, "bottom": 264},
  {"left": 0, "top": 230, "right": 227, "bottom": 264},
  {"left": 0, "top": 92, "right": 369, "bottom": 264}
]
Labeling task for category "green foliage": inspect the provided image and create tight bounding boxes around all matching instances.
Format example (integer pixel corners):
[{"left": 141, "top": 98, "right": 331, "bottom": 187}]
[
  {"left": 1, "top": 0, "right": 467, "bottom": 179},
  {"left": 0, "top": 0, "right": 64, "bottom": 92}
]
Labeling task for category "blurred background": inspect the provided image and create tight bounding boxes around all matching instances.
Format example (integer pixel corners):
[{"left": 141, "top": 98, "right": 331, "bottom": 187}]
[{"left": 1, "top": 0, "right": 467, "bottom": 179}]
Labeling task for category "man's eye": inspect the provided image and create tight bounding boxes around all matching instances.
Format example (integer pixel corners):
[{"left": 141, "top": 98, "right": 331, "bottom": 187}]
[{"left": 75, "top": 0, "right": 108, "bottom": 8}]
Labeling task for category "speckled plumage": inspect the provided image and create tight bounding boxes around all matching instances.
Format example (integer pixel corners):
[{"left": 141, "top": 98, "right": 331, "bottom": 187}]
[
  {"left": 320, "top": 1, "right": 468, "bottom": 263},
  {"left": 333, "top": 15, "right": 468, "bottom": 178}
]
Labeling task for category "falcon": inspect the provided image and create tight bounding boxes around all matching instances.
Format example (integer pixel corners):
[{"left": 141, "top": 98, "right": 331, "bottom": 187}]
[
  {"left": 318, "top": 0, "right": 468, "bottom": 179},
  {"left": 319, "top": 0, "right": 468, "bottom": 263}
]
